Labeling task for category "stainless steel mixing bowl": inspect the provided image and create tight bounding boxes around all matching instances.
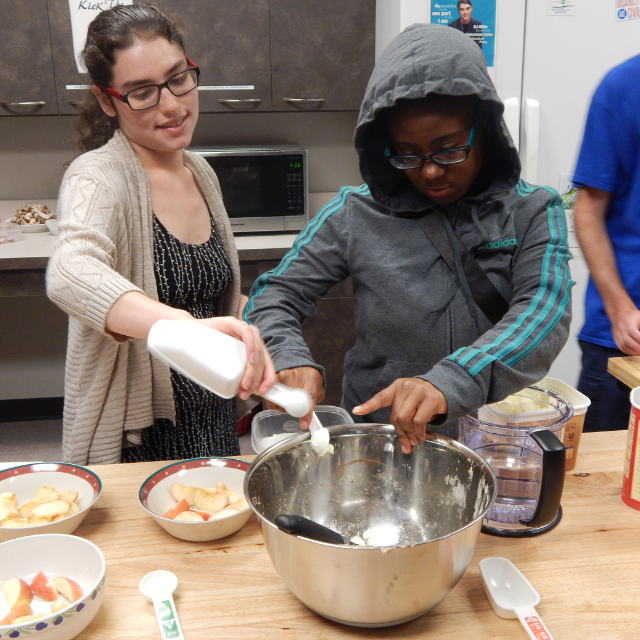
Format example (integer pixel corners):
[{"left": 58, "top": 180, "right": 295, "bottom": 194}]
[{"left": 245, "top": 424, "right": 497, "bottom": 627}]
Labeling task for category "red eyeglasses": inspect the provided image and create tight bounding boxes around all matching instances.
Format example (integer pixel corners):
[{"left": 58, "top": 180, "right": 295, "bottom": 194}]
[{"left": 99, "top": 59, "right": 200, "bottom": 111}]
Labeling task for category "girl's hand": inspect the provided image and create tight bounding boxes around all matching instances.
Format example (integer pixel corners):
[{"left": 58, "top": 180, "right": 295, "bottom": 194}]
[
  {"left": 266, "top": 366, "right": 325, "bottom": 429},
  {"left": 194, "top": 316, "right": 277, "bottom": 400},
  {"left": 353, "top": 378, "right": 447, "bottom": 454}
]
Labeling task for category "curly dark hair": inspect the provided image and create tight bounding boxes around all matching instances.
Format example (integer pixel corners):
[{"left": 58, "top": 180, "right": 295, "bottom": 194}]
[{"left": 75, "top": 3, "right": 185, "bottom": 152}]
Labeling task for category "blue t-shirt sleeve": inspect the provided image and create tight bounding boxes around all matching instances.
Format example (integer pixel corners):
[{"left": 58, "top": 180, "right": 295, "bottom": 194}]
[{"left": 573, "top": 78, "right": 621, "bottom": 193}]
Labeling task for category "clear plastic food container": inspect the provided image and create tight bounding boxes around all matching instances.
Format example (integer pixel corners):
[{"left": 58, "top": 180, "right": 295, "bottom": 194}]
[
  {"left": 0, "top": 222, "right": 22, "bottom": 244},
  {"left": 251, "top": 405, "right": 353, "bottom": 454}
]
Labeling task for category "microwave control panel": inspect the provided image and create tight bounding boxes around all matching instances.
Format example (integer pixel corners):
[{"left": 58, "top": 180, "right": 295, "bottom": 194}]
[{"left": 285, "top": 155, "right": 305, "bottom": 215}]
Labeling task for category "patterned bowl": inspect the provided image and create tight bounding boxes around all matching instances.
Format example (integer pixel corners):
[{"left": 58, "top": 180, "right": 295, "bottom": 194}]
[
  {"left": 0, "top": 534, "right": 106, "bottom": 639},
  {"left": 0, "top": 464, "right": 102, "bottom": 543},
  {"left": 139, "top": 457, "right": 252, "bottom": 542}
]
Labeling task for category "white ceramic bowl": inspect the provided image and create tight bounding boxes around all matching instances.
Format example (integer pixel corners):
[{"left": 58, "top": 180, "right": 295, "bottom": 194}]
[
  {"left": 12, "top": 223, "right": 49, "bottom": 233},
  {"left": 0, "top": 534, "right": 106, "bottom": 639},
  {"left": 139, "top": 457, "right": 252, "bottom": 542},
  {"left": 0, "top": 464, "right": 102, "bottom": 543}
]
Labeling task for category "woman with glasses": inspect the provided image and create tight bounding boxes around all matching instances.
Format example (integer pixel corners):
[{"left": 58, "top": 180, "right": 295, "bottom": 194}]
[
  {"left": 245, "top": 24, "right": 571, "bottom": 454},
  {"left": 47, "top": 4, "right": 275, "bottom": 464}
]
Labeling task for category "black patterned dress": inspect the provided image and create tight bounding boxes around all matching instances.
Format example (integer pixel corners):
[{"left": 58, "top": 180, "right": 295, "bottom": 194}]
[{"left": 121, "top": 213, "right": 240, "bottom": 462}]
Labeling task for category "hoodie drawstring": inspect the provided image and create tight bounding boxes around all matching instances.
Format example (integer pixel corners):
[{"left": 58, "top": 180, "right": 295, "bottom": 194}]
[{"left": 440, "top": 207, "right": 481, "bottom": 326}]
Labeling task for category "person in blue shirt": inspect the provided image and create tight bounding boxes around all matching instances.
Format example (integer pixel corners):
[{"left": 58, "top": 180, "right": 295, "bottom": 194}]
[{"left": 573, "top": 54, "right": 640, "bottom": 431}]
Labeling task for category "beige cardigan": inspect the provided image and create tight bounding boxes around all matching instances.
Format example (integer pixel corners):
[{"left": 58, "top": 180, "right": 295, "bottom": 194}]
[{"left": 46, "top": 130, "right": 241, "bottom": 465}]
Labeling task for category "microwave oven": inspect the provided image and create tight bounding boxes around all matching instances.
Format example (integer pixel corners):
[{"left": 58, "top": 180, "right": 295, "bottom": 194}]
[{"left": 189, "top": 144, "right": 308, "bottom": 234}]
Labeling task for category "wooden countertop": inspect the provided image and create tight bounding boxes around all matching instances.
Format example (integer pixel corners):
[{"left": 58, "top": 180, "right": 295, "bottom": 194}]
[
  {"left": 608, "top": 356, "right": 640, "bottom": 390},
  {"left": 64, "top": 431, "right": 639, "bottom": 639}
]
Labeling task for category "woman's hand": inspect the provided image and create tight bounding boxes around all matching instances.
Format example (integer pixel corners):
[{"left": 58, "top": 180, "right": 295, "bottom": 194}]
[
  {"left": 194, "top": 316, "right": 277, "bottom": 400},
  {"left": 352, "top": 378, "right": 447, "bottom": 454},
  {"left": 266, "top": 366, "right": 325, "bottom": 429}
]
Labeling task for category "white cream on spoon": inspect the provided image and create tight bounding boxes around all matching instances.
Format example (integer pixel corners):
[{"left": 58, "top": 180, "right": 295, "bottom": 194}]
[{"left": 308, "top": 412, "right": 333, "bottom": 456}]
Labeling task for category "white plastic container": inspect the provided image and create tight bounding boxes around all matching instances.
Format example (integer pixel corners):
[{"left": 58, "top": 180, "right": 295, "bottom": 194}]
[
  {"left": 0, "top": 223, "right": 22, "bottom": 244},
  {"left": 251, "top": 405, "right": 353, "bottom": 454},
  {"left": 535, "top": 377, "right": 591, "bottom": 471}
]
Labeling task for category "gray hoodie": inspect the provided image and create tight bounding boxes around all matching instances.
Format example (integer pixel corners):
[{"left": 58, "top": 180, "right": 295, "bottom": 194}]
[{"left": 245, "top": 24, "right": 572, "bottom": 429}]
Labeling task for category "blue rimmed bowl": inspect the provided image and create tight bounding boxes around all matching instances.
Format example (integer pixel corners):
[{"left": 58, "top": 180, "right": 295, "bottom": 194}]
[
  {"left": 139, "top": 457, "right": 252, "bottom": 542},
  {"left": 0, "top": 534, "right": 105, "bottom": 639},
  {"left": 0, "top": 464, "right": 102, "bottom": 543}
]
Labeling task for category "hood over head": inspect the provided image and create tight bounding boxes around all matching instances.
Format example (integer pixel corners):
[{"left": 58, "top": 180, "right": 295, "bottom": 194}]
[{"left": 355, "top": 23, "right": 520, "bottom": 212}]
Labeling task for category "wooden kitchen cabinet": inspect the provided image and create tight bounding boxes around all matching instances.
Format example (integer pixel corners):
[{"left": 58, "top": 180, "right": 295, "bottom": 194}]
[
  {"left": 46, "top": 0, "right": 91, "bottom": 115},
  {"left": 239, "top": 256, "right": 356, "bottom": 406},
  {"left": 0, "top": 0, "right": 58, "bottom": 116},
  {"left": 270, "top": 0, "right": 375, "bottom": 111},
  {"left": 152, "top": 0, "right": 272, "bottom": 112}
]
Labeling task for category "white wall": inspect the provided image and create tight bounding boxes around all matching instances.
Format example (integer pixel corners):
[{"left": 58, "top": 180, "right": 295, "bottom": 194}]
[{"left": 376, "top": 0, "right": 431, "bottom": 61}]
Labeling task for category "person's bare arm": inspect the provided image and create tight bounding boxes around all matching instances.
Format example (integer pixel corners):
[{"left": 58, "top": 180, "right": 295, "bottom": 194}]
[
  {"left": 105, "top": 291, "right": 192, "bottom": 339},
  {"left": 574, "top": 186, "right": 640, "bottom": 354},
  {"left": 105, "top": 291, "right": 276, "bottom": 398}
]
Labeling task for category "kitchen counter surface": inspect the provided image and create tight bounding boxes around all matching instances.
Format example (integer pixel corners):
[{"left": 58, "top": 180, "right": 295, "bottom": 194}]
[
  {"left": 0, "top": 194, "right": 337, "bottom": 296},
  {"left": 60, "top": 430, "right": 639, "bottom": 638}
]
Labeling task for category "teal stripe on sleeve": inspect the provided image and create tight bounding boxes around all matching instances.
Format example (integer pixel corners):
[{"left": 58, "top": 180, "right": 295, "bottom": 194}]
[
  {"left": 243, "top": 184, "right": 369, "bottom": 320},
  {"left": 449, "top": 182, "right": 571, "bottom": 375}
]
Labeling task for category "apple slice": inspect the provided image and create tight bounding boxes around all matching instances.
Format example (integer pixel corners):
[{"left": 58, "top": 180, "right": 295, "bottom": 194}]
[
  {"left": 2, "top": 577, "right": 33, "bottom": 609},
  {"left": 52, "top": 577, "right": 83, "bottom": 603},
  {"left": 35, "top": 487, "right": 58, "bottom": 501},
  {"left": 51, "top": 596, "right": 70, "bottom": 613},
  {"left": 194, "top": 487, "right": 228, "bottom": 514},
  {"left": 13, "top": 614, "right": 46, "bottom": 624},
  {"left": 173, "top": 510, "right": 205, "bottom": 522},
  {"left": 27, "top": 515, "right": 53, "bottom": 526},
  {"left": 190, "top": 510, "right": 211, "bottom": 521},
  {"left": 59, "top": 490, "right": 78, "bottom": 503},
  {"left": 170, "top": 482, "right": 184, "bottom": 502},
  {"left": 52, "top": 501, "right": 80, "bottom": 522},
  {"left": 162, "top": 498, "right": 189, "bottom": 520},
  {"left": 0, "top": 492, "right": 16, "bottom": 509},
  {"left": 0, "top": 507, "right": 19, "bottom": 521},
  {"left": 207, "top": 508, "right": 239, "bottom": 520},
  {"left": 0, "top": 600, "right": 31, "bottom": 625},
  {"left": 170, "top": 483, "right": 197, "bottom": 506},
  {"left": 1, "top": 518, "right": 29, "bottom": 528},
  {"left": 32, "top": 500, "right": 70, "bottom": 518},
  {"left": 30, "top": 571, "right": 57, "bottom": 602},
  {"left": 228, "top": 498, "right": 249, "bottom": 511}
]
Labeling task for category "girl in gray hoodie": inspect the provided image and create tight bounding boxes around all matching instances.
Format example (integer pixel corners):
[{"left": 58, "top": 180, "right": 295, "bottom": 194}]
[{"left": 245, "top": 24, "right": 572, "bottom": 454}]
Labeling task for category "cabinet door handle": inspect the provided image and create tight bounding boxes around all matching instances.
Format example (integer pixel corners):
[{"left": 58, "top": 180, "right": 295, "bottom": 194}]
[
  {"left": 283, "top": 98, "right": 325, "bottom": 103},
  {"left": 218, "top": 98, "right": 261, "bottom": 103},
  {"left": 69, "top": 101, "right": 82, "bottom": 108},
  {"left": 0, "top": 101, "right": 46, "bottom": 113}
]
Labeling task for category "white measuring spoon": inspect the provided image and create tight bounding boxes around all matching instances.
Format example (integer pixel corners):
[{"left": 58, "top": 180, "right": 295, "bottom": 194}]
[
  {"left": 139, "top": 570, "right": 185, "bottom": 640},
  {"left": 479, "top": 557, "right": 554, "bottom": 640}
]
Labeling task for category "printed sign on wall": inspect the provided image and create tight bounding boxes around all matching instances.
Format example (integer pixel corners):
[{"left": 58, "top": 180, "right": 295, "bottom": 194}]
[
  {"left": 430, "top": 0, "right": 496, "bottom": 67},
  {"left": 68, "top": 0, "right": 133, "bottom": 73},
  {"left": 616, "top": 0, "right": 640, "bottom": 21},
  {"left": 547, "top": 0, "right": 576, "bottom": 16}
]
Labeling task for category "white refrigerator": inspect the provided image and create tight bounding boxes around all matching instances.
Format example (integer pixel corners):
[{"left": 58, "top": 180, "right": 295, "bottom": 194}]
[{"left": 376, "top": 0, "right": 640, "bottom": 385}]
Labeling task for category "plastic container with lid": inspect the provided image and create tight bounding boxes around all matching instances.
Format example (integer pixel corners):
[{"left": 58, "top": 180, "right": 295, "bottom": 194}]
[
  {"left": 534, "top": 377, "right": 591, "bottom": 471},
  {"left": 0, "top": 222, "right": 22, "bottom": 244},
  {"left": 251, "top": 405, "right": 353, "bottom": 454}
]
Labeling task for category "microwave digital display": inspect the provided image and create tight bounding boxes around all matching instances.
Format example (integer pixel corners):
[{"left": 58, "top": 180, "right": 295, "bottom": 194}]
[{"left": 202, "top": 153, "right": 305, "bottom": 219}]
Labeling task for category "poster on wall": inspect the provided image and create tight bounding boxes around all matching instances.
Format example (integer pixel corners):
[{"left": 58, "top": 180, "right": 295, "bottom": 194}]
[
  {"left": 68, "top": 0, "right": 133, "bottom": 73},
  {"left": 430, "top": 0, "right": 496, "bottom": 67},
  {"left": 616, "top": 0, "right": 640, "bottom": 22}
]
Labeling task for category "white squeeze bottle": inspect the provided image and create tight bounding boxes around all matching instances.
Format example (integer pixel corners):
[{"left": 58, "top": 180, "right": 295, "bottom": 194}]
[{"left": 146, "top": 319, "right": 313, "bottom": 417}]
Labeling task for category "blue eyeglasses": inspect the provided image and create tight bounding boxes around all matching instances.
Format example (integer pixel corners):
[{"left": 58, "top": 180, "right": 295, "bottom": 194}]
[{"left": 386, "top": 126, "right": 475, "bottom": 169}]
